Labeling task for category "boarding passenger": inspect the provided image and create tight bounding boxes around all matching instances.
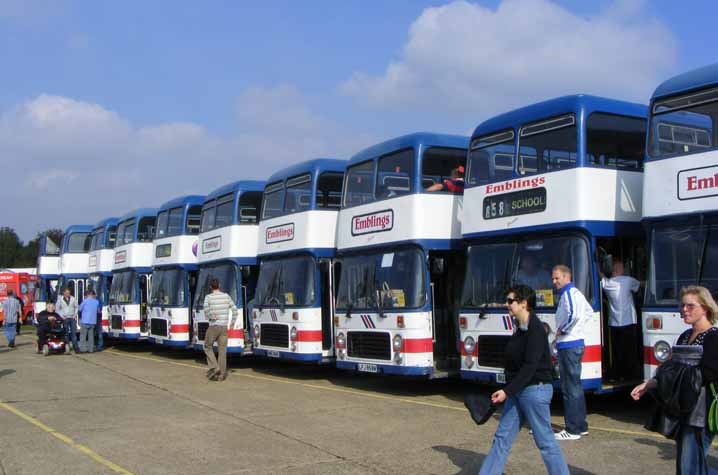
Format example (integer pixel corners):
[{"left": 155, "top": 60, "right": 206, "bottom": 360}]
[
  {"left": 552, "top": 264, "right": 591, "bottom": 441},
  {"left": 56, "top": 288, "right": 79, "bottom": 354},
  {"left": 36, "top": 302, "right": 63, "bottom": 351},
  {"left": 632, "top": 286, "right": 718, "bottom": 475},
  {"left": 479, "top": 285, "right": 569, "bottom": 475},
  {"left": 95, "top": 295, "right": 104, "bottom": 351},
  {"left": 1, "top": 290, "right": 22, "bottom": 348},
  {"left": 203, "top": 278, "right": 239, "bottom": 382},
  {"left": 600, "top": 258, "right": 641, "bottom": 380},
  {"left": 426, "top": 165, "right": 465, "bottom": 193},
  {"left": 78, "top": 290, "right": 99, "bottom": 353}
]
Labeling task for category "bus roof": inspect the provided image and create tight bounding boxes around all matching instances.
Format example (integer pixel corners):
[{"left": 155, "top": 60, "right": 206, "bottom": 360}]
[
  {"left": 118, "top": 208, "right": 158, "bottom": 222},
  {"left": 266, "top": 158, "right": 345, "bottom": 185},
  {"left": 205, "top": 180, "right": 265, "bottom": 201},
  {"left": 158, "top": 194, "right": 205, "bottom": 212},
  {"left": 471, "top": 94, "right": 647, "bottom": 139},
  {"left": 92, "top": 217, "right": 119, "bottom": 230},
  {"left": 63, "top": 224, "right": 93, "bottom": 235},
  {"left": 652, "top": 63, "right": 718, "bottom": 101},
  {"left": 348, "top": 132, "right": 468, "bottom": 166}
]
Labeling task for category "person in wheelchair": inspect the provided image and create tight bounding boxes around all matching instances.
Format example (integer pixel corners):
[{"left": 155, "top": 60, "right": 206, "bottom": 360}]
[{"left": 36, "top": 301, "right": 65, "bottom": 354}]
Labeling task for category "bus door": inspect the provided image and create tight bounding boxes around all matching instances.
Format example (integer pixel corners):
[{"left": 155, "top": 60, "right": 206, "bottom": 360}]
[
  {"left": 597, "top": 236, "right": 647, "bottom": 382},
  {"left": 140, "top": 274, "right": 150, "bottom": 333},
  {"left": 429, "top": 251, "right": 463, "bottom": 374},
  {"left": 319, "top": 259, "right": 335, "bottom": 351}
]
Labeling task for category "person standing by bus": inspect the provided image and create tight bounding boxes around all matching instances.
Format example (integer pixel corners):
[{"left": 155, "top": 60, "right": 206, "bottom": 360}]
[
  {"left": 203, "top": 279, "right": 239, "bottom": 382},
  {"left": 479, "top": 285, "right": 569, "bottom": 475},
  {"left": 78, "top": 290, "right": 99, "bottom": 353},
  {"left": 13, "top": 291, "right": 24, "bottom": 335},
  {"left": 56, "top": 287, "right": 79, "bottom": 354},
  {"left": 600, "top": 258, "right": 641, "bottom": 380},
  {"left": 94, "top": 294, "right": 104, "bottom": 351},
  {"left": 552, "top": 264, "right": 591, "bottom": 441},
  {"left": 2, "top": 290, "right": 22, "bottom": 348}
]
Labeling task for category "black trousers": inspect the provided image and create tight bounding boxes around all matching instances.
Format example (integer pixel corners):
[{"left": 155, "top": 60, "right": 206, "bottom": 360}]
[
  {"left": 37, "top": 323, "right": 50, "bottom": 348},
  {"left": 610, "top": 324, "right": 638, "bottom": 378}
]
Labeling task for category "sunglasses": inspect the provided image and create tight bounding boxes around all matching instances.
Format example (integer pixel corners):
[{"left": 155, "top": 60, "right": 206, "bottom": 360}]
[
  {"left": 681, "top": 303, "right": 701, "bottom": 310},
  {"left": 506, "top": 298, "right": 519, "bottom": 305}
]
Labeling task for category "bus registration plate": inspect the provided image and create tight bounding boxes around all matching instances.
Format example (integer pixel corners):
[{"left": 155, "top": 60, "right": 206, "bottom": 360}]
[
  {"left": 358, "top": 363, "right": 378, "bottom": 373},
  {"left": 496, "top": 373, "right": 506, "bottom": 384},
  {"left": 267, "top": 350, "right": 280, "bottom": 358}
]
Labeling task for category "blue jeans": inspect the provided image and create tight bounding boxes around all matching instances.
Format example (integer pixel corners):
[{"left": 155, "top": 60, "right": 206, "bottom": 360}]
[
  {"left": 480, "top": 383, "right": 569, "bottom": 475},
  {"left": 95, "top": 315, "right": 103, "bottom": 350},
  {"left": 3, "top": 323, "right": 17, "bottom": 346},
  {"left": 677, "top": 426, "right": 716, "bottom": 475},
  {"left": 63, "top": 318, "right": 79, "bottom": 351},
  {"left": 558, "top": 345, "right": 588, "bottom": 434}
]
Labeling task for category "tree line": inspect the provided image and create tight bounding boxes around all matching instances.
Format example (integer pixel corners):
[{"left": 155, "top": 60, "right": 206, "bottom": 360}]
[{"left": 0, "top": 227, "right": 63, "bottom": 269}]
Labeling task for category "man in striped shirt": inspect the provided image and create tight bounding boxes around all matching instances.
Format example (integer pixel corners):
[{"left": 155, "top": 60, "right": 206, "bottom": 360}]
[
  {"left": 203, "top": 278, "right": 239, "bottom": 381},
  {"left": 2, "top": 290, "right": 22, "bottom": 348}
]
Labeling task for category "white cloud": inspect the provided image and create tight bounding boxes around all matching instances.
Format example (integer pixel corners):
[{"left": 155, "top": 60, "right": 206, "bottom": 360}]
[
  {"left": 340, "top": 0, "right": 677, "bottom": 118},
  {"left": 0, "top": 88, "right": 373, "bottom": 242}
]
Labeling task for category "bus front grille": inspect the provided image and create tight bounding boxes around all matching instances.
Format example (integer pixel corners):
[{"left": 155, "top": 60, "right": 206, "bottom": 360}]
[
  {"left": 150, "top": 318, "right": 168, "bottom": 337},
  {"left": 260, "top": 324, "right": 289, "bottom": 348},
  {"left": 197, "top": 322, "right": 209, "bottom": 341},
  {"left": 477, "top": 335, "right": 511, "bottom": 368},
  {"left": 347, "top": 331, "right": 391, "bottom": 361},
  {"left": 111, "top": 315, "right": 123, "bottom": 330}
]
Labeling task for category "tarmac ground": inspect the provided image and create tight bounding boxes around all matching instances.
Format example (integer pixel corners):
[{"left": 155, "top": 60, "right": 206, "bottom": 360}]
[{"left": 0, "top": 327, "right": 712, "bottom": 474}]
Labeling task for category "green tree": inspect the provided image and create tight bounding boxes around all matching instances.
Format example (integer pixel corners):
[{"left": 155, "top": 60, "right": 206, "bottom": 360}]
[{"left": 0, "top": 227, "right": 23, "bottom": 268}]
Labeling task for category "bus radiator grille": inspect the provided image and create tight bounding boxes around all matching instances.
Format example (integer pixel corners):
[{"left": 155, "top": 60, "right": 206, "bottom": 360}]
[
  {"left": 477, "top": 335, "right": 511, "bottom": 368},
  {"left": 260, "top": 324, "right": 289, "bottom": 348},
  {"left": 347, "top": 331, "right": 391, "bottom": 361},
  {"left": 111, "top": 315, "right": 123, "bottom": 330},
  {"left": 150, "top": 318, "right": 168, "bottom": 337}
]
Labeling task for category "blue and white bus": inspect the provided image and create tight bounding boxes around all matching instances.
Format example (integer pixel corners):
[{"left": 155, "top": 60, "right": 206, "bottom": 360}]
[
  {"left": 57, "top": 225, "right": 93, "bottom": 304},
  {"left": 334, "top": 133, "right": 468, "bottom": 377},
  {"left": 642, "top": 64, "right": 718, "bottom": 376},
  {"left": 34, "top": 233, "right": 61, "bottom": 317},
  {"left": 108, "top": 208, "right": 158, "bottom": 340},
  {"left": 148, "top": 195, "right": 204, "bottom": 348},
  {"left": 193, "top": 181, "right": 264, "bottom": 353},
  {"left": 253, "top": 159, "right": 345, "bottom": 362},
  {"left": 87, "top": 217, "right": 119, "bottom": 334},
  {"left": 458, "top": 95, "right": 647, "bottom": 391}
]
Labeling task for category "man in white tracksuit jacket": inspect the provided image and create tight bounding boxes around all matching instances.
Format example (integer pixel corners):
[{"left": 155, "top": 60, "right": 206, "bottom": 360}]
[{"left": 552, "top": 264, "right": 592, "bottom": 441}]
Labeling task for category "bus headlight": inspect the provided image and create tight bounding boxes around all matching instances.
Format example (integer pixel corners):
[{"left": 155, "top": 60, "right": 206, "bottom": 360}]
[
  {"left": 393, "top": 334, "right": 403, "bottom": 352},
  {"left": 394, "top": 352, "right": 403, "bottom": 364},
  {"left": 465, "top": 355, "right": 474, "bottom": 369},
  {"left": 654, "top": 340, "right": 671, "bottom": 363},
  {"left": 336, "top": 332, "right": 346, "bottom": 349},
  {"left": 254, "top": 325, "right": 260, "bottom": 340},
  {"left": 290, "top": 326, "right": 297, "bottom": 342},
  {"left": 463, "top": 336, "right": 476, "bottom": 355}
]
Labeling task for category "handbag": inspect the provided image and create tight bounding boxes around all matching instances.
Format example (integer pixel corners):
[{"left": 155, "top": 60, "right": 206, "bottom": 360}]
[{"left": 464, "top": 393, "right": 496, "bottom": 426}]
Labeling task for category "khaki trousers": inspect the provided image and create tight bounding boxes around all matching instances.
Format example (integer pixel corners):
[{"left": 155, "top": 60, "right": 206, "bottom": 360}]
[{"left": 203, "top": 325, "right": 228, "bottom": 376}]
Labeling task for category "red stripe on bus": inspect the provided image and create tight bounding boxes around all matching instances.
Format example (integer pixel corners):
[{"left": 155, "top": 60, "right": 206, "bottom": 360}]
[
  {"left": 402, "top": 338, "right": 433, "bottom": 353},
  {"left": 296, "top": 330, "right": 322, "bottom": 342},
  {"left": 460, "top": 346, "right": 478, "bottom": 357},
  {"left": 123, "top": 321, "right": 140, "bottom": 327},
  {"left": 582, "top": 345, "right": 602, "bottom": 363},
  {"left": 228, "top": 329, "right": 244, "bottom": 339},
  {"left": 101, "top": 320, "right": 108, "bottom": 326},
  {"left": 171, "top": 324, "right": 189, "bottom": 333},
  {"left": 644, "top": 347, "right": 660, "bottom": 366}
]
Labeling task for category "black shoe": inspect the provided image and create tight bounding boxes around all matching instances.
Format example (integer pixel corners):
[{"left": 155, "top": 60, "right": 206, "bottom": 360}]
[
  {"left": 217, "top": 373, "right": 227, "bottom": 382},
  {"left": 8, "top": 342, "right": 15, "bottom": 348},
  {"left": 206, "top": 368, "right": 218, "bottom": 379},
  {"left": 209, "top": 372, "right": 221, "bottom": 381}
]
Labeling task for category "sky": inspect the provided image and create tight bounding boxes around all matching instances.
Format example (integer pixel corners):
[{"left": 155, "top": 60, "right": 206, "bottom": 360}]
[{"left": 0, "top": 0, "right": 714, "bottom": 242}]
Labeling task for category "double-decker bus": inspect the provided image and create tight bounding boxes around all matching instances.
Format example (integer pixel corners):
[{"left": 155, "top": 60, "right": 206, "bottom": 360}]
[
  {"left": 34, "top": 233, "right": 61, "bottom": 316},
  {"left": 253, "top": 160, "right": 345, "bottom": 362},
  {"left": 148, "top": 195, "right": 204, "bottom": 347},
  {"left": 87, "top": 218, "right": 118, "bottom": 334},
  {"left": 0, "top": 272, "right": 37, "bottom": 324},
  {"left": 642, "top": 64, "right": 718, "bottom": 375},
  {"left": 334, "top": 133, "right": 468, "bottom": 377},
  {"left": 108, "top": 209, "right": 157, "bottom": 340},
  {"left": 192, "top": 181, "right": 264, "bottom": 353},
  {"left": 57, "top": 225, "right": 92, "bottom": 304},
  {"left": 459, "top": 95, "right": 647, "bottom": 391}
]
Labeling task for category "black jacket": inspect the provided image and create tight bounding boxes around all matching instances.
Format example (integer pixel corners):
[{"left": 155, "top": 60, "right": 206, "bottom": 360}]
[{"left": 503, "top": 313, "right": 554, "bottom": 396}]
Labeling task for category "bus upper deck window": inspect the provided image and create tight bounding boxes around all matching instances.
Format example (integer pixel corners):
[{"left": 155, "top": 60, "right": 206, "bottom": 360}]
[
  {"left": 137, "top": 217, "right": 155, "bottom": 242},
  {"left": 262, "top": 183, "right": 285, "bottom": 220},
  {"left": 317, "top": 172, "right": 343, "bottom": 209},
  {"left": 167, "top": 207, "right": 183, "bottom": 236},
  {"left": 375, "top": 149, "right": 414, "bottom": 199},
  {"left": 518, "top": 115, "right": 577, "bottom": 175},
  {"left": 343, "top": 160, "right": 374, "bottom": 208},
  {"left": 155, "top": 210, "right": 169, "bottom": 239},
  {"left": 468, "top": 130, "right": 515, "bottom": 185},
  {"left": 186, "top": 205, "right": 202, "bottom": 235},
  {"left": 214, "top": 194, "right": 234, "bottom": 228},
  {"left": 200, "top": 202, "right": 216, "bottom": 232},
  {"left": 238, "top": 191, "right": 261, "bottom": 224},
  {"left": 285, "top": 174, "right": 312, "bottom": 213},
  {"left": 586, "top": 113, "right": 646, "bottom": 170},
  {"left": 421, "top": 147, "right": 467, "bottom": 192}
]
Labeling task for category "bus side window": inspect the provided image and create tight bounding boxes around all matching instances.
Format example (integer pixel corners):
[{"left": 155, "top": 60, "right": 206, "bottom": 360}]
[{"left": 187, "top": 205, "right": 202, "bottom": 235}]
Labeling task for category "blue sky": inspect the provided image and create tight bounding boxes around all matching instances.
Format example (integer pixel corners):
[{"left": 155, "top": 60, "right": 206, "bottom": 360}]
[{"left": 0, "top": 0, "right": 714, "bottom": 241}]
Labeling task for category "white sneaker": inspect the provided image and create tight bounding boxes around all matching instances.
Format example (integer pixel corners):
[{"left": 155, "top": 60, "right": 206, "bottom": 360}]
[
  {"left": 554, "top": 430, "right": 581, "bottom": 441},
  {"left": 580, "top": 431, "right": 589, "bottom": 436}
]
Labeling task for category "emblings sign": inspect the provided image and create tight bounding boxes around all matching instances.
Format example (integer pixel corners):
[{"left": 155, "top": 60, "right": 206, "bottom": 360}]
[
  {"left": 114, "top": 250, "right": 127, "bottom": 264},
  {"left": 351, "top": 209, "right": 394, "bottom": 236},
  {"left": 266, "top": 223, "right": 295, "bottom": 244},
  {"left": 678, "top": 165, "right": 718, "bottom": 200}
]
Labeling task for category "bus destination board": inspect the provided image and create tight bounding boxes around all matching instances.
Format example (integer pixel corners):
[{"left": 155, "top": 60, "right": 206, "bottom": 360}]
[{"left": 483, "top": 187, "right": 547, "bottom": 220}]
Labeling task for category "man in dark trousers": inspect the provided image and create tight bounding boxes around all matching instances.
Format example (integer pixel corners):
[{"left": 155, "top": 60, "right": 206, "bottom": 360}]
[{"left": 36, "top": 301, "right": 63, "bottom": 352}]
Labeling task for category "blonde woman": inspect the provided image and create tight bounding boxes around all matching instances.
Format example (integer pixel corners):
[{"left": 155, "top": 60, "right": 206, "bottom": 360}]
[{"left": 632, "top": 286, "right": 718, "bottom": 475}]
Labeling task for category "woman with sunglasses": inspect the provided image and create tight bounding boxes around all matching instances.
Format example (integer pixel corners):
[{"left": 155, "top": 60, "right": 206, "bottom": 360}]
[
  {"left": 480, "top": 285, "right": 569, "bottom": 475},
  {"left": 632, "top": 285, "right": 718, "bottom": 474}
]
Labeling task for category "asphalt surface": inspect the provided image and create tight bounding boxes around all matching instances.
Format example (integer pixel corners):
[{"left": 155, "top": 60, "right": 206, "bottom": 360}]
[{"left": 0, "top": 327, "right": 711, "bottom": 474}]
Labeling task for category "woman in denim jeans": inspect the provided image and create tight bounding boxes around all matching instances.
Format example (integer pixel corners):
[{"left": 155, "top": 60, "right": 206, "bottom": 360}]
[
  {"left": 480, "top": 285, "right": 569, "bottom": 475},
  {"left": 632, "top": 285, "right": 718, "bottom": 475}
]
